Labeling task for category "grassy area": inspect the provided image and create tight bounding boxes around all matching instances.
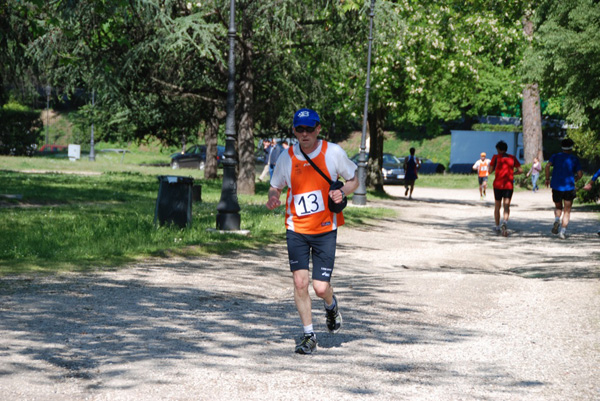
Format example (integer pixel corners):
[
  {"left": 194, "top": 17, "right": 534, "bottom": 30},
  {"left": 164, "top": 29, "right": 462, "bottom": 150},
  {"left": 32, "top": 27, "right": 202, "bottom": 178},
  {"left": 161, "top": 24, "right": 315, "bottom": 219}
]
[
  {"left": 417, "top": 174, "right": 476, "bottom": 188},
  {"left": 0, "top": 166, "right": 394, "bottom": 276},
  {"left": 4, "top": 120, "right": 596, "bottom": 276}
]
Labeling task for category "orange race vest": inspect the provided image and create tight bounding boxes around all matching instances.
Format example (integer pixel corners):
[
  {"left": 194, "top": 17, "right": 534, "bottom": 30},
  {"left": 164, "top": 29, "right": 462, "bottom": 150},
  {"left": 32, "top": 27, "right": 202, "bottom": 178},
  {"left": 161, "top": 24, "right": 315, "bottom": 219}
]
[
  {"left": 285, "top": 141, "right": 344, "bottom": 234},
  {"left": 478, "top": 160, "right": 490, "bottom": 177}
]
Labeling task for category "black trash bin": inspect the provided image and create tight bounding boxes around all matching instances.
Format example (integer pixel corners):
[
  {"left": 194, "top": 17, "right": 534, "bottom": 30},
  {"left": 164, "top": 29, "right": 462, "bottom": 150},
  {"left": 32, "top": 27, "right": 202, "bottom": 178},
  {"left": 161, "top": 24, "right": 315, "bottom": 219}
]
[{"left": 154, "top": 175, "right": 194, "bottom": 228}]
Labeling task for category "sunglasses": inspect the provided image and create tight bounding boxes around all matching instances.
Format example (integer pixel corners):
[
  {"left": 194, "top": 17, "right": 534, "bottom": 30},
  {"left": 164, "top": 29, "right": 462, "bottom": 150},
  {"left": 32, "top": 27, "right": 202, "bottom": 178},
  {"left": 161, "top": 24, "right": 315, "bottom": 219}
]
[{"left": 295, "top": 126, "right": 317, "bottom": 134}]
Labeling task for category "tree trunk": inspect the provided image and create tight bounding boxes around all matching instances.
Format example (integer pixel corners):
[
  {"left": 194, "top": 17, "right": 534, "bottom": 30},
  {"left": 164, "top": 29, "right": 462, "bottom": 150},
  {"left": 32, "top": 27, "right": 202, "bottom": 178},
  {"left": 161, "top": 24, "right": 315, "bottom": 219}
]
[
  {"left": 522, "top": 83, "right": 543, "bottom": 163},
  {"left": 236, "top": 17, "right": 255, "bottom": 195},
  {"left": 522, "top": 15, "right": 544, "bottom": 163},
  {"left": 367, "top": 108, "right": 384, "bottom": 191},
  {"left": 204, "top": 107, "right": 220, "bottom": 179}
]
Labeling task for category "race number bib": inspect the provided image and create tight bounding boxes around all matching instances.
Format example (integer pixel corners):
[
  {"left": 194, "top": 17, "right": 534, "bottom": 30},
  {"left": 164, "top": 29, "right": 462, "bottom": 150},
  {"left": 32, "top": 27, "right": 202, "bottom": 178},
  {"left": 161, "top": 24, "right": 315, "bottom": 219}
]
[
  {"left": 480, "top": 165, "right": 488, "bottom": 171},
  {"left": 293, "top": 189, "right": 325, "bottom": 216}
]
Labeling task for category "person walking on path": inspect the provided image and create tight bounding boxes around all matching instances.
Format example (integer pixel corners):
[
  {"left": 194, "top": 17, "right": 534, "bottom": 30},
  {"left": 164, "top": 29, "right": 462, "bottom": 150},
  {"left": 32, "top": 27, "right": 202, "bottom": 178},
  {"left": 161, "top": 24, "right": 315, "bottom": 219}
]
[
  {"left": 265, "top": 108, "right": 358, "bottom": 355},
  {"left": 583, "top": 167, "right": 600, "bottom": 236},
  {"left": 545, "top": 138, "right": 583, "bottom": 239},
  {"left": 403, "top": 148, "right": 421, "bottom": 199},
  {"left": 489, "top": 140, "right": 523, "bottom": 236},
  {"left": 472, "top": 152, "right": 491, "bottom": 200},
  {"left": 527, "top": 157, "right": 542, "bottom": 192},
  {"left": 267, "top": 139, "right": 284, "bottom": 179},
  {"left": 258, "top": 139, "right": 271, "bottom": 182}
]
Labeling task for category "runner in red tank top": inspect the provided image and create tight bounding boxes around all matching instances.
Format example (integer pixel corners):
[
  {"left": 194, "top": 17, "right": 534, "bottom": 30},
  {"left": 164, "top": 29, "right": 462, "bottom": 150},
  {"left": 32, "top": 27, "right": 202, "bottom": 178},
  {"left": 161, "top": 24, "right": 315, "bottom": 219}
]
[{"left": 489, "top": 141, "right": 523, "bottom": 236}]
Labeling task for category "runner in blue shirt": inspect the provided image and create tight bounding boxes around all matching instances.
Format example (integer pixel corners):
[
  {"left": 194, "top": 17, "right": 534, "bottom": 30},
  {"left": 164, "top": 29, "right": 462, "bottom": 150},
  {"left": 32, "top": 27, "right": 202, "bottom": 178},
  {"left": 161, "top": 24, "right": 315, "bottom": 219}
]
[
  {"left": 583, "top": 168, "right": 600, "bottom": 236},
  {"left": 544, "top": 138, "right": 583, "bottom": 239}
]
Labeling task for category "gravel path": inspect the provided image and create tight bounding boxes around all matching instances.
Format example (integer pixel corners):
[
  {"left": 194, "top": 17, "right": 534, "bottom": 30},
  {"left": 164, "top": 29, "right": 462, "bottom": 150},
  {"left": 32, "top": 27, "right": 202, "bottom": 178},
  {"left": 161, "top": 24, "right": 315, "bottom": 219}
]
[{"left": 0, "top": 186, "right": 598, "bottom": 401}]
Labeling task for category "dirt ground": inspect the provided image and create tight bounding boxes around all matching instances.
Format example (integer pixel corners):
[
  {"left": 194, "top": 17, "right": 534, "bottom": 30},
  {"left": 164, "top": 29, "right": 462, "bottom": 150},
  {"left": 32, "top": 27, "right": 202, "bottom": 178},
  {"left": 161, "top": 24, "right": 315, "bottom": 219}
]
[{"left": 0, "top": 186, "right": 598, "bottom": 401}]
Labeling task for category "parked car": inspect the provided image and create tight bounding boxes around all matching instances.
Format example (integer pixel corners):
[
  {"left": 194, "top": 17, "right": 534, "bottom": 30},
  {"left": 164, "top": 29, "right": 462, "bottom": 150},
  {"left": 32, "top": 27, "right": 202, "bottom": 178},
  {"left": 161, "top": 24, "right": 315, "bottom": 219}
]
[
  {"left": 350, "top": 152, "right": 405, "bottom": 185},
  {"left": 399, "top": 156, "right": 446, "bottom": 175},
  {"left": 170, "top": 144, "right": 225, "bottom": 170},
  {"left": 38, "top": 144, "right": 67, "bottom": 153},
  {"left": 419, "top": 158, "right": 446, "bottom": 174}
]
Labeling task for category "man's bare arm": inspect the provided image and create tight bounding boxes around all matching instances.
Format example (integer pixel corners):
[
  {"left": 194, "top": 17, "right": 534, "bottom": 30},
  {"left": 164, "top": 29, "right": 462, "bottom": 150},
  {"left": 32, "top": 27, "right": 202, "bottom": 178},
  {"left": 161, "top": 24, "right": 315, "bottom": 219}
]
[{"left": 266, "top": 186, "right": 283, "bottom": 210}]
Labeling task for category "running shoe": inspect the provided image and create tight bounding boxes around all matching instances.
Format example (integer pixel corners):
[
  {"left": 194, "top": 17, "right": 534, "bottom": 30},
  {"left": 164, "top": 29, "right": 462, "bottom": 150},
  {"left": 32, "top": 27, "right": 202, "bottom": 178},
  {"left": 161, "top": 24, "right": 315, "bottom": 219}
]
[
  {"left": 325, "top": 295, "right": 343, "bottom": 334},
  {"left": 597, "top": 230, "right": 600, "bottom": 237},
  {"left": 295, "top": 333, "right": 317, "bottom": 355},
  {"left": 501, "top": 222, "right": 508, "bottom": 237},
  {"left": 558, "top": 231, "right": 566, "bottom": 240},
  {"left": 552, "top": 221, "right": 560, "bottom": 234}
]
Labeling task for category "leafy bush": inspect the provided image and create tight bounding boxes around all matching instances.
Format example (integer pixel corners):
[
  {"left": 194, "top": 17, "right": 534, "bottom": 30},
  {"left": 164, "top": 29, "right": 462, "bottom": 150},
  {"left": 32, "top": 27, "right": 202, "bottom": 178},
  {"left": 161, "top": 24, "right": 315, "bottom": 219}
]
[
  {"left": 0, "top": 107, "right": 43, "bottom": 155},
  {"left": 576, "top": 176, "right": 600, "bottom": 204},
  {"left": 472, "top": 123, "right": 521, "bottom": 132}
]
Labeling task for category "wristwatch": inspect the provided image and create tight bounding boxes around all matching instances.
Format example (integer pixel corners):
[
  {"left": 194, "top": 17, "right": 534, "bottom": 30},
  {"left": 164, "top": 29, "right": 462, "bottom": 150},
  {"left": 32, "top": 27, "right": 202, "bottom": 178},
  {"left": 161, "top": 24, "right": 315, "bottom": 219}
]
[{"left": 339, "top": 189, "right": 346, "bottom": 199}]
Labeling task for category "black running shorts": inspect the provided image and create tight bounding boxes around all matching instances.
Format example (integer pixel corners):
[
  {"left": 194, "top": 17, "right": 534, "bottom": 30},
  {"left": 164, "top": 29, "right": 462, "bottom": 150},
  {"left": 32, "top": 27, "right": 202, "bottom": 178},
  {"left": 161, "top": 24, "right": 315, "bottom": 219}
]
[
  {"left": 494, "top": 188, "right": 514, "bottom": 201},
  {"left": 552, "top": 189, "right": 577, "bottom": 203},
  {"left": 286, "top": 230, "right": 337, "bottom": 282}
]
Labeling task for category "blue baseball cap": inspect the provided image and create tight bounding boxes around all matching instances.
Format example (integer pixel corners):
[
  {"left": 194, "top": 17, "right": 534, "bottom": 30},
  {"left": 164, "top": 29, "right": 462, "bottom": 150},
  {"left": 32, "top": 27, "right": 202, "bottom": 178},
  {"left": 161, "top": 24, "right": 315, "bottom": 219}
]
[{"left": 293, "top": 108, "right": 320, "bottom": 128}]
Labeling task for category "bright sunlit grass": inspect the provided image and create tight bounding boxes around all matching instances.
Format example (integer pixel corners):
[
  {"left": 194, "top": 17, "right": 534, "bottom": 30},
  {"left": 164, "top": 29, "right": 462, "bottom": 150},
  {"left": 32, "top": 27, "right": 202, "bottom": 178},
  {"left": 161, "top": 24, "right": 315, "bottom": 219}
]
[{"left": 0, "top": 167, "right": 396, "bottom": 275}]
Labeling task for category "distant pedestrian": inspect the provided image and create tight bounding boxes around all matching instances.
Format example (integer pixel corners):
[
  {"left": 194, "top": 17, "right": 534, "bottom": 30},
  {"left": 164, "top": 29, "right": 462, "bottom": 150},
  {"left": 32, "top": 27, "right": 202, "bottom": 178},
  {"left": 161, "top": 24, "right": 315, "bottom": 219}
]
[
  {"left": 403, "top": 148, "right": 421, "bottom": 200},
  {"left": 268, "top": 139, "right": 284, "bottom": 179},
  {"left": 258, "top": 139, "right": 271, "bottom": 182},
  {"left": 545, "top": 138, "right": 583, "bottom": 239},
  {"left": 583, "top": 168, "right": 600, "bottom": 236},
  {"left": 489, "top": 140, "right": 523, "bottom": 236},
  {"left": 472, "top": 152, "right": 491, "bottom": 200},
  {"left": 526, "top": 157, "right": 542, "bottom": 192}
]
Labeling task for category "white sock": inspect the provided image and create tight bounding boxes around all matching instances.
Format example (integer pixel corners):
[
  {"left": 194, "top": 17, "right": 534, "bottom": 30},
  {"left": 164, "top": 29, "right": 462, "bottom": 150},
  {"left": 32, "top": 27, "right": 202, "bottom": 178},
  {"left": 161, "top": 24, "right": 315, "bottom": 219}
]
[
  {"left": 560, "top": 227, "right": 566, "bottom": 235},
  {"left": 555, "top": 217, "right": 560, "bottom": 222},
  {"left": 303, "top": 324, "right": 314, "bottom": 335}
]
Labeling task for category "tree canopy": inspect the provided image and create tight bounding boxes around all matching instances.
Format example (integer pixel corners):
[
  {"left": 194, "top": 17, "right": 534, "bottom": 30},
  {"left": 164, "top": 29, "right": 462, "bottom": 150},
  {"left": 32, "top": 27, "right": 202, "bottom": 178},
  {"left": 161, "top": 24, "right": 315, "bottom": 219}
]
[
  {"left": 1, "top": 0, "right": 598, "bottom": 187},
  {"left": 528, "top": 0, "right": 600, "bottom": 133}
]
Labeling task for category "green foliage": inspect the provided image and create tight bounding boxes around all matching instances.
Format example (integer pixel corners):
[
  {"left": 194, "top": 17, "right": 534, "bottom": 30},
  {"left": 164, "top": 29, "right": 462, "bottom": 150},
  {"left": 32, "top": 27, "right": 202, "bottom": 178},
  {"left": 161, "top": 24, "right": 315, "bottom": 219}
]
[
  {"left": 577, "top": 176, "right": 600, "bottom": 204},
  {"left": 569, "top": 128, "right": 600, "bottom": 164},
  {"left": 0, "top": 1, "right": 43, "bottom": 107},
  {"left": 372, "top": 0, "right": 526, "bottom": 126},
  {"left": 531, "top": 0, "right": 600, "bottom": 133},
  {"left": 472, "top": 123, "right": 522, "bottom": 132},
  {"left": 24, "top": 0, "right": 225, "bottom": 145},
  {"left": 0, "top": 107, "right": 43, "bottom": 155}
]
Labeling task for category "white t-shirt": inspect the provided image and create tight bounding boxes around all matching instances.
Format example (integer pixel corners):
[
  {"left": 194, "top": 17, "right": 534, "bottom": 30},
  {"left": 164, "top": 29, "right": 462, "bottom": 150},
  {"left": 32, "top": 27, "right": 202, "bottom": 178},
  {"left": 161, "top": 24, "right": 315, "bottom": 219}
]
[{"left": 270, "top": 140, "right": 357, "bottom": 190}]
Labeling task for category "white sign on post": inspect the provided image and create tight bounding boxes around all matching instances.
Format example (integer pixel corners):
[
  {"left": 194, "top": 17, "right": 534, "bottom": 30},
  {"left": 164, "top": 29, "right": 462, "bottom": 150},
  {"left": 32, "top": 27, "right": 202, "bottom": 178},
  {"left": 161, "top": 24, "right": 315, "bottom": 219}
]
[{"left": 68, "top": 144, "right": 81, "bottom": 161}]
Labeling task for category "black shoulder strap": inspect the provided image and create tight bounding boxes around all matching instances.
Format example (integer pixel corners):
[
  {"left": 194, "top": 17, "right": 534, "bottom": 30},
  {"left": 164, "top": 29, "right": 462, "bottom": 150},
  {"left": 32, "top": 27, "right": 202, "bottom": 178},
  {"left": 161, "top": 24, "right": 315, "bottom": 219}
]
[{"left": 299, "top": 146, "right": 333, "bottom": 185}]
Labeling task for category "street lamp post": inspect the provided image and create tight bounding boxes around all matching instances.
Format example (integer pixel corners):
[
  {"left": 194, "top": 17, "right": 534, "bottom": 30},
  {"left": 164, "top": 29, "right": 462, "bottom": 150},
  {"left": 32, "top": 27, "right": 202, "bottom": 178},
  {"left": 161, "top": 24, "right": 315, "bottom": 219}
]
[
  {"left": 216, "top": 0, "right": 241, "bottom": 230},
  {"left": 45, "top": 85, "right": 51, "bottom": 145},
  {"left": 89, "top": 90, "right": 96, "bottom": 161},
  {"left": 352, "top": 0, "right": 376, "bottom": 206}
]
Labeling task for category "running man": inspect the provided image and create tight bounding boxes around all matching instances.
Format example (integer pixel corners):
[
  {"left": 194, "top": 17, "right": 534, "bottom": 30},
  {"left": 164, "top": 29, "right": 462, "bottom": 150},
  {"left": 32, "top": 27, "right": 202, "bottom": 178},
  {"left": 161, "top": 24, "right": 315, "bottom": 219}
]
[
  {"left": 489, "top": 140, "right": 523, "bottom": 236},
  {"left": 473, "top": 152, "right": 491, "bottom": 200},
  {"left": 403, "top": 148, "right": 421, "bottom": 200},
  {"left": 266, "top": 108, "right": 358, "bottom": 354},
  {"left": 545, "top": 138, "right": 583, "bottom": 239}
]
